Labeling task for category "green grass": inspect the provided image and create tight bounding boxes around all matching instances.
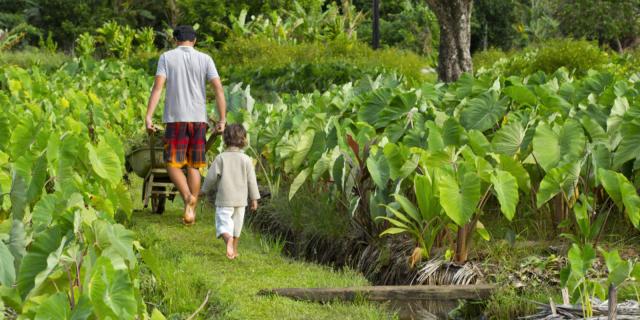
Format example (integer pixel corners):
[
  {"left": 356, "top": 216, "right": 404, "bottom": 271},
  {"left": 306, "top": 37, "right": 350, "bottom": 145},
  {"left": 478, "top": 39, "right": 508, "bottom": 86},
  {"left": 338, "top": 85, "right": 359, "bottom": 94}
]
[{"left": 131, "top": 200, "right": 393, "bottom": 320}]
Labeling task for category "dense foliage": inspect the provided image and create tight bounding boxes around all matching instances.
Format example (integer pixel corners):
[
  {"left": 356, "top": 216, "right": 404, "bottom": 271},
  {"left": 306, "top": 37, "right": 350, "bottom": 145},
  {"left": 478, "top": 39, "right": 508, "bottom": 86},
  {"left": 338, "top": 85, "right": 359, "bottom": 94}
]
[
  {"left": 0, "top": 60, "right": 162, "bottom": 319},
  {"left": 227, "top": 63, "right": 640, "bottom": 304}
]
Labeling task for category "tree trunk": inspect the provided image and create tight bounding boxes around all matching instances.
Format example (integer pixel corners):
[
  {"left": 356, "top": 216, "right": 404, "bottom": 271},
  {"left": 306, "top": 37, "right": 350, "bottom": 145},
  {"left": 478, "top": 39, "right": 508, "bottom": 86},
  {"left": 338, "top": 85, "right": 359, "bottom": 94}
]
[
  {"left": 372, "top": 0, "right": 380, "bottom": 49},
  {"left": 425, "top": 0, "right": 473, "bottom": 82}
]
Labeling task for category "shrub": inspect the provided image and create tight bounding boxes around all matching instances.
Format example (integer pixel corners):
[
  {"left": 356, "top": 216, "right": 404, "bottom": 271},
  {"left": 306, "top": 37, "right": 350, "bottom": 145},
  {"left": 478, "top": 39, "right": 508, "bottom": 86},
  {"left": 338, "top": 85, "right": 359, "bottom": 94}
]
[
  {"left": 0, "top": 47, "right": 70, "bottom": 71},
  {"left": 478, "top": 38, "right": 609, "bottom": 78},
  {"left": 610, "top": 48, "right": 640, "bottom": 78},
  {"left": 525, "top": 38, "right": 607, "bottom": 76},
  {"left": 472, "top": 48, "right": 510, "bottom": 71},
  {"left": 213, "top": 37, "right": 434, "bottom": 93},
  {"left": 226, "top": 61, "right": 380, "bottom": 96}
]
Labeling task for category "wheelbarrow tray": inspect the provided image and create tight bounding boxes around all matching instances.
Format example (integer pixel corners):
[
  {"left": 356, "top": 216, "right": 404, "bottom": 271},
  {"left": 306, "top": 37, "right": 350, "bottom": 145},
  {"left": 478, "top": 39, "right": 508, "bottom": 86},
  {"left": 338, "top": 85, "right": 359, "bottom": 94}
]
[{"left": 126, "top": 146, "right": 164, "bottom": 178}]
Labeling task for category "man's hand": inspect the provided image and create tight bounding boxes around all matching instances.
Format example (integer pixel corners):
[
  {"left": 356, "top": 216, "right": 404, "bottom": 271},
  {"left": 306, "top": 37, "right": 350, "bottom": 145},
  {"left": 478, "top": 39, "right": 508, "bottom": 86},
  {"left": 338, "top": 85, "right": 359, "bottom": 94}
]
[
  {"left": 145, "top": 116, "right": 156, "bottom": 134},
  {"left": 216, "top": 120, "right": 226, "bottom": 133},
  {"left": 250, "top": 199, "right": 258, "bottom": 211}
]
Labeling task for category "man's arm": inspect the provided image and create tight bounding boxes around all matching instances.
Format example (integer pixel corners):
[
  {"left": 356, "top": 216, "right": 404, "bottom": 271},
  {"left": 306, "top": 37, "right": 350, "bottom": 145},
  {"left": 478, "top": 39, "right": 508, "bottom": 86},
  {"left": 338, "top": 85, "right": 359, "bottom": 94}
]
[
  {"left": 210, "top": 77, "right": 227, "bottom": 132},
  {"left": 145, "top": 76, "right": 166, "bottom": 133}
]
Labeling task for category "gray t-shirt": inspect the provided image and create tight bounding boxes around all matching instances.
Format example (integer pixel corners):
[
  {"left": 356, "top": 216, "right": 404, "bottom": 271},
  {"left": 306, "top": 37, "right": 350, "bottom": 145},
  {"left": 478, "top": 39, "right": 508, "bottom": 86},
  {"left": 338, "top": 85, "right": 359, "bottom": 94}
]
[{"left": 155, "top": 46, "right": 219, "bottom": 123}]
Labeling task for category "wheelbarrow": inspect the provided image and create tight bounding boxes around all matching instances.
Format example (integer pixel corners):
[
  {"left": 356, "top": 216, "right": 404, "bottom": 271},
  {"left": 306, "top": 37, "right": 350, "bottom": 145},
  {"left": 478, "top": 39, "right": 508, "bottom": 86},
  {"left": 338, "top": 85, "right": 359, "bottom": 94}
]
[{"left": 125, "top": 125, "right": 220, "bottom": 214}]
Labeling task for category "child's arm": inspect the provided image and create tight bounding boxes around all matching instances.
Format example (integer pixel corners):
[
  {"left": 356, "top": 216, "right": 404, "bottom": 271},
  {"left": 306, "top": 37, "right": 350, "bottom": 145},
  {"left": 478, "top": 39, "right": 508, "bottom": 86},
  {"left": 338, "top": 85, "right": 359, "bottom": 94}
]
[
  {"left": 247, "top": 157, "right": 260, "bottom": 210},
  {"left": 200, "top": 157, "right": 221, "bottom": 196}
]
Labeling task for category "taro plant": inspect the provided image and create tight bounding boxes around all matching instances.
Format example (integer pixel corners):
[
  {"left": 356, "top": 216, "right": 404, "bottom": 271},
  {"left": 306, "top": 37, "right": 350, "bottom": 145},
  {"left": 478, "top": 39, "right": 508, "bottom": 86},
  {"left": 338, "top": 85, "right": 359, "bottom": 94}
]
[
  {"left": 76, "top": 32, "right": 96, "bottom": 57},
  {"left": 135, "top": 27, "right": 156, "bottom": 53},
  {"left": 560, "top": 243, "right": 601, "bottom": 318},
  {"left": 0, "top": 61, "right": 163, "bottom": 318},
  {"left": 377, "top": 170, "right": 446, "bottom": 265}
]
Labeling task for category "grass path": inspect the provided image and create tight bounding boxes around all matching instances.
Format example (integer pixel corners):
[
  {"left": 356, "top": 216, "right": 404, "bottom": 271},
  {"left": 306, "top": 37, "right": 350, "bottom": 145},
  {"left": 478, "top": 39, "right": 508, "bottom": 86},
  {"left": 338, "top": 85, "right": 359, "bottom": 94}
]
[{"left": 131, "top": 203, "right": 393, "bottom": 320}]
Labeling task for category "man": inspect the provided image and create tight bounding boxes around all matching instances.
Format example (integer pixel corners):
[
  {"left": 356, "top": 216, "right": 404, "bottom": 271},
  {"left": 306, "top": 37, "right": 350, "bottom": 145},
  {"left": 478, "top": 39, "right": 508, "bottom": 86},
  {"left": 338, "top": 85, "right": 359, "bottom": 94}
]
[{"left": 145, "top": 25, "right": 226, "bottom": 224}]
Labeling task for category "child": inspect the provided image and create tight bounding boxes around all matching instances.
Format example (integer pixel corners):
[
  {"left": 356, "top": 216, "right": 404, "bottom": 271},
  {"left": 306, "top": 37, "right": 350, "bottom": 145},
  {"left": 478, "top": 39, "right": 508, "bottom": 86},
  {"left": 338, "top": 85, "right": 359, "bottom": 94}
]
[{"left": 200, "top": 124, "right": 260, "bottom": 259}]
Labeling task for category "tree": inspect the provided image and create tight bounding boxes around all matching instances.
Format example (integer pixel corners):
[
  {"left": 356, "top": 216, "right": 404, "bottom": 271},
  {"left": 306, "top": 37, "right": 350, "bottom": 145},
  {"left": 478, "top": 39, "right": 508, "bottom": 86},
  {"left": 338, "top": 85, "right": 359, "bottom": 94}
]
[
  {"left": 471, "top": 0, "right": 518, "bottom": 51},
  {"left": 553, "top": 0, "right": 640, "bottom": 51},
  {"left": 424, "top": 0, "right": 473, "bottom": 82}
]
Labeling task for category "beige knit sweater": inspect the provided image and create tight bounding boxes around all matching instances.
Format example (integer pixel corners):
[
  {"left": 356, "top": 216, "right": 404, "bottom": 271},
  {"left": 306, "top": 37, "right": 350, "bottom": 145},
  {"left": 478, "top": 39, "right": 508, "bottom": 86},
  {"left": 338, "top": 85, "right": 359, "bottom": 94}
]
[{"left": 201, "top": 147, "right": 260, "bottom": 207}]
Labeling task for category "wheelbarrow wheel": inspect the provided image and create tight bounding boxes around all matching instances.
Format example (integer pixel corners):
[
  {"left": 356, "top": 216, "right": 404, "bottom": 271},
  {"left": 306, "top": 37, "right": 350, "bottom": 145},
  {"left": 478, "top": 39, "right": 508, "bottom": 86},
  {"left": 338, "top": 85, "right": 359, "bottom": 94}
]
[{"left": 151, "top": 195, "right": 166, "bottom": 214}]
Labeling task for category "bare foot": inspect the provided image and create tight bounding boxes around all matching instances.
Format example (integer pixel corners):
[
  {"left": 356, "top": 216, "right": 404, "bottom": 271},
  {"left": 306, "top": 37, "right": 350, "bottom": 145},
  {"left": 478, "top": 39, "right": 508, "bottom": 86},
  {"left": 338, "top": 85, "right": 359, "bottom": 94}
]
[
  {"left": 226, "top": 241, "right": 235, "bottom": 260},
  {"left": 183, "top": 195, "right": 197, "bottom": 224}
]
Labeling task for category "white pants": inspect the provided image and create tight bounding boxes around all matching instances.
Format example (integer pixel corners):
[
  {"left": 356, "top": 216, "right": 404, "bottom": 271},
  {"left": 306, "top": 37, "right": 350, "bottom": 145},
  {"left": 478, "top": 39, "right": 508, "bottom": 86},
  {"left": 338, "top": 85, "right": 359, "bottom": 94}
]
[{"left": 215, "top": 207, "right": 245, "bottom": 238}]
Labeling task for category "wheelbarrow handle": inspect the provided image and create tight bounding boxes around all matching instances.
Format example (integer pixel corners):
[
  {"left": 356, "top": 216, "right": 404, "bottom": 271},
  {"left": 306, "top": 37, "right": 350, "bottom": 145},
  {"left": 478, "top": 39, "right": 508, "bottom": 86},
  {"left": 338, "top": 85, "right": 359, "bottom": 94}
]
[{"left": 149, "top": 130, "right": 158, "bottom": 168}]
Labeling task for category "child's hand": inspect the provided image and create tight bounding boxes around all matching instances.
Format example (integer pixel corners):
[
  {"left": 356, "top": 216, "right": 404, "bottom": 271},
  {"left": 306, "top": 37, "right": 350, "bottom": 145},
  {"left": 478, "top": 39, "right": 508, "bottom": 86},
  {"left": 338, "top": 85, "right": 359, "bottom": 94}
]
[{"left": 250, "top": 200, "right": 258, "bottom": 211}]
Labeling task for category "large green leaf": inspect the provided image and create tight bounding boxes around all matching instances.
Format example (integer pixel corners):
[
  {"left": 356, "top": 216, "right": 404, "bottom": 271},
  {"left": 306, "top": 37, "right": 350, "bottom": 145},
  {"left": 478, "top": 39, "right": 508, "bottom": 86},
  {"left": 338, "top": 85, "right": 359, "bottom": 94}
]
[
  {"left": 536, "top": 162, "right": 581, "bottom": 208},
  {"left": 460, "top": 93, "right": 507, "bottom": 132},
  {"left": 442, "top": 118, "right": 464, "bottom": 147},
  {"left": 0, "top": 113, "right": 9, "bottom": 151},
  {"left": 383, "top": 143, "right": 418, "bottom": 181},
  {"left": 31, "top": 193, "right": 62, "bottom": 231},
  {"left": 393, "top": 194, "right": 421, "bottom": 224},
  {"left": 93, "top": 221, "right": 136, "bottom": 267},
  {"left": 532, "top": 120, "right": 585, "bottom": 172},
  {"left": 467, "top": 130, "right": 491, "bottom": 157},
  {"left": 601, "top": 249, "right": 631, "bottom": 287},
  {"left": 599, "top": 169, "right": 623, "bottom": 208},
  {"left": 357, "top": 88, "right": 392, "bottom": 127},
  {"left": 0, "top": 241, "right": 15, "bottom": 287},
  {"left": 70, "top": 295, "right": 92, "bottom": 320},
  {"left": 580, "top": 116, "right": 607, "bottom": 145},
  {"left": 86, "top": 139, "right": 123, "bottom": 186},
  {"left": 16, "top": 226, "right": 64, "bottom": 299},
  {"left": 56, "top": 134, "right": 81, "bottom": 191},
  {"left": 8, "top": 220, "right": 26, "bottom": 272},
  {"left": 26, "top": 155, "right": 47, "bottom": 205},
  {"left": 438, "top": 169, "right": 481, "bottom": 226},
  {"left": 88, "top": 257, "right": 137, "bottom": 320},
  {"left": 532, "top": 121, "right": 560, "bottom": 171},
  {"left": 331, "top": 155, "right": 345, "bottom": 192},
  {"left": 504, "top": 85, "right": 537, "bottom": 106},
  {"left": 600, "top": 169, "right": 640, "bottom": 229},
  {"left": 151, "top": 309, "right": 167, "bottom": 320},
  {"left": 492, "top": 121, "right": 526, "bottom": 157},
  {"left": 34, "top": 292, "right": 71, "bottom": 320},
  {"left": 425, "top": 121, "right": 444, "bottom": 152},
  {"left": 377, "top": 91, "right": 418, "bottom": 128},
  {"left": 613, "top": 120, "right": 640, "bottom": 169},
  {"left": 9, "top": 118, "right": 36, "bottom": 160},
  {"left": 495, "top": 154, "right": 531, "bottom": 193},
  {"left": 9, "top": 170, "right": 28, "bottom": 222},
  {"left": 366, "top": 150, "right": 390, "bottom": 190},
  {"left": 289, "top": 168, "right": 310, "bottom": 200},
  {"left": 620, "top": 180, "right": 640, "bottom": 229},
  {"left": 491, "top": 170, "right": 519, "bottom": 221},
  {"left": 414, "top": 171, "right": 440, "bottom": 222}
]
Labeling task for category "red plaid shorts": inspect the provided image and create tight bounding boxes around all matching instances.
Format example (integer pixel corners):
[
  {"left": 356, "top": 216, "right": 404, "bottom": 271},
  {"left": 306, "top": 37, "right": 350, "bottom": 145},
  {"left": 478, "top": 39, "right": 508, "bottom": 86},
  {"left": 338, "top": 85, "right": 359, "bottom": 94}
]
[{"left": 163, "top": 122, "right": 208, "bottom": 168}]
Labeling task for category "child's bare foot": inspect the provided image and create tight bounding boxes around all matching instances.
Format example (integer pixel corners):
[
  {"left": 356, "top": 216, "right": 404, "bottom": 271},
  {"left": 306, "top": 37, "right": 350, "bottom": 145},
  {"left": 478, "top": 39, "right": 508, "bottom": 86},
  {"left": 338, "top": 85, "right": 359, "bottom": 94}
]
[{"left": 226, "top": 241, "right": 235, "bottom": 260}]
